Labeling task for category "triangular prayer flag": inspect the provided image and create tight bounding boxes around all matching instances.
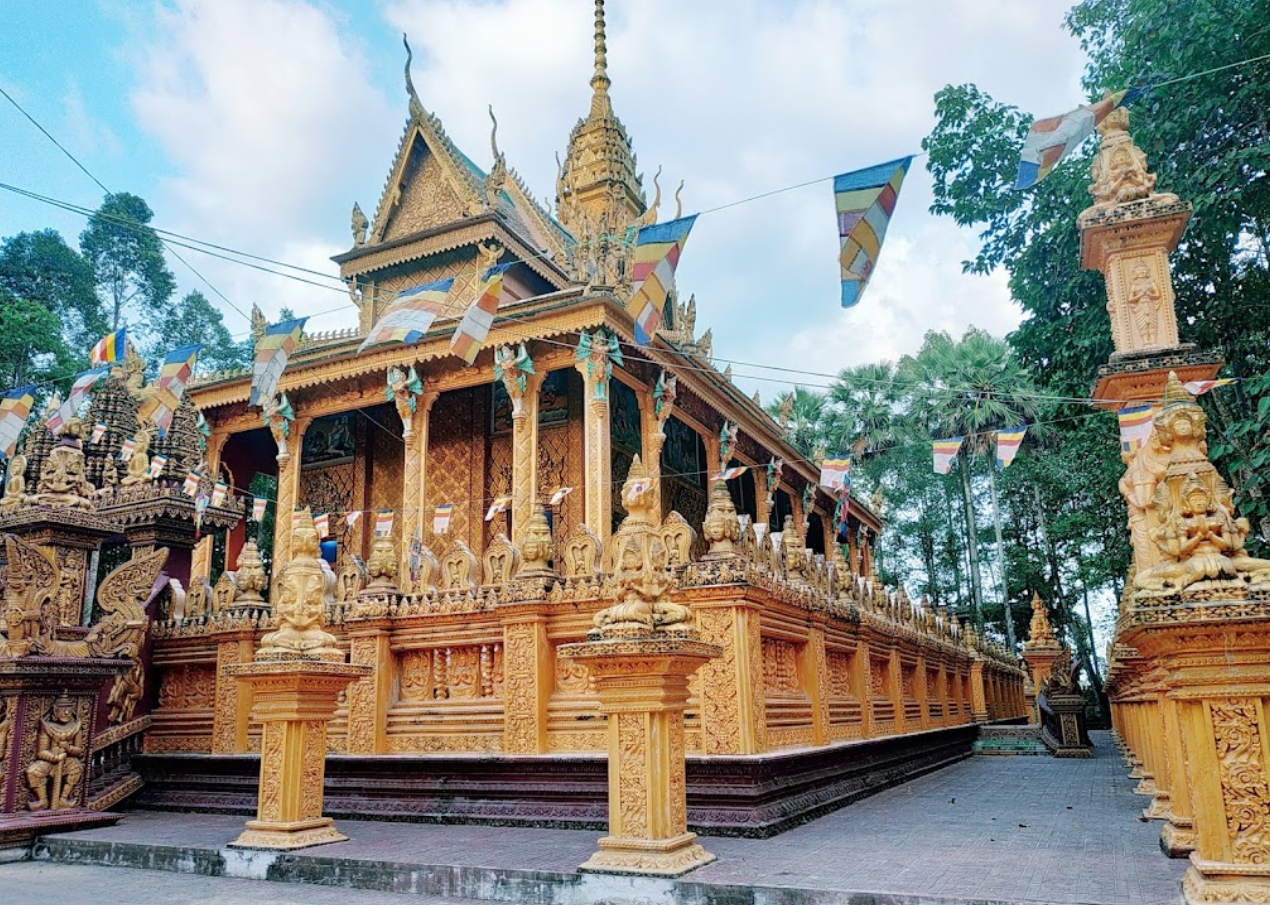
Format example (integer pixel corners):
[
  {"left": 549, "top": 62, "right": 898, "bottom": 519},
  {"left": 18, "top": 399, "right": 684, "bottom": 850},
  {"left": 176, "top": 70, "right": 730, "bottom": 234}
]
[
  {"left": 714, "top": 466, "right": 748, "bottom": 481},
  {"left": 627, "top": 215, "right": 698, "bottom": 344},
  {"left": 933, "top": 437, "right": 963, "bottom": 475},
  {"left": 252, "top": 497, "right": 268, "bottom": 522},
  {"left": 549, "top": 486, "right": 573, "bottom": 506},
  {"left": 834, "top": 157, "right": 912, "bottom": 308},
  {"left": 89, "top": 328, "right": 126, "bottom": 367},
  {"left": 0, "top": 385, "right": 37, "bottom": 460},
  {"left": 358, "top": 278, "right": 455, "bottom": 354},
  {"left": 375, "top": 509, "right": 394, "bottom": 537},
  {"left": 47, "top": 367, "right": 109, "bottom": 435},
  {"left": 451, "top": 263, "right": 512, "bottom": 365},
  {"left": 996, "top": 426, "right": 1027, "bottom": 468},
  {"left": 91, "top": 421, "right": 107, "bottom": 444},
  {"left": 1118, "top": 405, "right": 1155, "bottom": 454},
  {"left": 211, "top": 480, "right": 228, "bottom": 508},
  {"left": 137, "top": 343, "right": 201, "bottom": 436},
  {"left": 313, "top": 512, "right": 330, "bottom": 538},
  {"left": 147, "top": 453, "right": 168, "bottom": 479},
  {"left": 818, "top": 456, "right": 852, "bottom": 491},
  {"left": 1183, "top": 378, "right": 1237, "bottom": 396},
  {"left": 1015, "top": 87, "right": 1145, "bottom": 189},
  {"left": 182, "top": 471, "right": 201, "bottom": 497},
  {"left": 119, "top": 437, "right": 137, "bottom": 461},
  {"left": 250, "top": 317, "right": 307, "bottom": 407},
  {"left": 346, "top": 510, "right": 363, "bottom": 529},
  {"left": 433, "top": 503, "right": 454, "bottom": 535},
  {"left": 484, "top": 495, "right": 511, "bottom": 522}
]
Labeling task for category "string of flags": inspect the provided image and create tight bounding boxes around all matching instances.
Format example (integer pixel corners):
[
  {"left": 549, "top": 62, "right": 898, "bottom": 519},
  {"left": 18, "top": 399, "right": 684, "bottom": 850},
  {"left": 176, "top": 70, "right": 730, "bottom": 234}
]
[
  {"left": 1015, "top": 87, "right": 1144, "bottom": 189},
  {"left": 345, "top": 510, "right": 362, "bottom": 530},
  {"left": 433, "top": 503, "right": 454, "bottom": 535},
  {"left": 995, "top": 426, "right": 1027, "bottom": 468},
  {"left": 91, "top": 421, "right": 107, "bottom": 444},
  {"left": 818, "top": 456, "right": 852, "bottom": 492},
  {"left": 451, "top": 263, "right": 512, "bottom": 365},
  {"left": 1184, "top": 377, "right": 1238, "bottom": 396},
  {"left": 375, "top": 509, "right": 394, "bottom": 537},
  {"left": 47, "top": 367, "right": 108, "bottom": 435},
  {"left": 714, "top": 466, "right": 747, "bottom": 481},
  {"left": 626, "top": 215, "right": 697, "bottom": 343}
]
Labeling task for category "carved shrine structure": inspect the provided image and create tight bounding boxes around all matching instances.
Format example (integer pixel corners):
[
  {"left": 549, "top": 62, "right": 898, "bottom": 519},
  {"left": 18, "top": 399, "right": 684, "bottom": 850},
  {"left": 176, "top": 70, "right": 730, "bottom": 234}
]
[{"left": 0, "top": 0, "right": 1026, "bottom": 862}]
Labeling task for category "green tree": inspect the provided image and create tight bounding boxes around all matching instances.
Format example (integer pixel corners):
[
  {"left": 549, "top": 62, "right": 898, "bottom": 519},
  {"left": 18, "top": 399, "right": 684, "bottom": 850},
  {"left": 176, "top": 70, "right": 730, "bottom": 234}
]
[
  {"left": 0, "top": 288, "right": 72, "bottom": 386},
  {"left": 157, "top": 290, "right": 246, "bottom": 373},
  {"left": 79, "top": 193, "right": 175, "bottom": 337},
  {"left": 0, "top": 230, "right": 105, "bottom": 354},
  {"left": 767, "top": 387, "right": 826, "bottom": 459}
]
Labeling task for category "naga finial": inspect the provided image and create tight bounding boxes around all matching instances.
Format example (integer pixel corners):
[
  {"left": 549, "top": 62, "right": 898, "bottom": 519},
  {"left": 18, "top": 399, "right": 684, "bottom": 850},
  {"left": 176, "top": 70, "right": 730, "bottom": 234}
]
[
  {"left": 674, "top": 180, "right": 685, "bottom": 219},
  {"left": 403, "top": 34, "right": 423, "bottom": 118}
]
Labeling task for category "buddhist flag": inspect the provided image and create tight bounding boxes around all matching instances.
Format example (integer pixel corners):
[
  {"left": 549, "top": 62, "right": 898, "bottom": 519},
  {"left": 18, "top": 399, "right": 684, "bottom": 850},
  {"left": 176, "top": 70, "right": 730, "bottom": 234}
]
[
  {"left": 147, "top": 453, "right": 168, "bottom": 479},
  {"left": 1118, "top": 405, "right": 1154, "bottom": 454},
  {"left": 48, "top": 367, "right": 109, "bottom": 435},
  {"left": 358, "top": 278, "right": 455, "bottom": 354},
  {"left": 89, "top": 328, "right": 126, "bottom": 367},
  {"left": 91, "top": 421, "right": 107, "bottom": 444},
  {"left": 451, "top": 264, "right": 511, "bottom": 365},
  {"left": 1183, "top": 378, "right": 1237, "bottom": 396},
  {"left": 996, "top": 426, "right": 1027, "bottom": 468},
  {"left": 138, "top": 344, "right": 201, "bottom": 437},
  {"left": 819, "top": 456, "right": 852, "bottom": 491},
  {"left": 549, "top": 486, "right": 573, "bottom": 505},
  {"left": 119, "top": 437, "right": 137, "bottom": 461},
  {"left": 484, "top": 495, "right": 511, "bottom": 522},
  {"left": 182, "top": 471, "right": 201, "bottom": 497},
  {"left": 252, "top": 496, "right": 268, "bottom": 522},
  {"left": 250, "top": 317, "right": 306, "bottom": 407},
  {"left": 627, "top": 215, "right": 697, "bottom": 344},
  {"left": 933, "top": 437, "right": 963, "bottom": 475},
  {"left": 313, "top": 512, "right": 331, "bottom": 538},
  {"left": 375, "top": 509, "right": 393, "bottom": 537},
  {"left": 433, "top": 503, "right": 454, "bottom": 535},
  {"left": 0, "top": 385, "right": 36, "bottom": 459},
  {"left": 715, "top": 466, "right": 748, "bottom": 481},
  {"left": 211, "top": 480, "right": 228, "bottom": 508},
  {"left": 834, "top": 157, "right": 912, "bottom": 308},
  {"left": 346, "top": 510, "right": 363, "bottom": 530},
  {"left": 1015, "top": 87, "right": 1145, "bottom": 189}
]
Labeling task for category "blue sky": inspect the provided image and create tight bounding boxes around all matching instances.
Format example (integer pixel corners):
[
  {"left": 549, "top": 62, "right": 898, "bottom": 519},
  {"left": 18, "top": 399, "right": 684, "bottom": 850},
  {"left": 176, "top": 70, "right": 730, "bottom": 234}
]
[{"left": 1, "top": 0, "right": 1089, "bottom": 394}]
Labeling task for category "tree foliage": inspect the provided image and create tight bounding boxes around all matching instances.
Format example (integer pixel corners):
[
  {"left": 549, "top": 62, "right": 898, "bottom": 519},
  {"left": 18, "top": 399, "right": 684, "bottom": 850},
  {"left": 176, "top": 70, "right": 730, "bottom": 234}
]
[
  {"left": 79, "top": 192, "right": 176, "bottom": 338},
  {"left": 156, "top": 290, "right": 246, "bottom": 373}
]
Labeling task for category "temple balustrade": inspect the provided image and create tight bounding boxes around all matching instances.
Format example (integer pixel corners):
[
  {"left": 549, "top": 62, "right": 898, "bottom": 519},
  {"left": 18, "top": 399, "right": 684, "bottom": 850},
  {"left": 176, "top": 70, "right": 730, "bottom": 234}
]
[{"left": 146, "top": 512, "right": 1027, "bottom": 759}]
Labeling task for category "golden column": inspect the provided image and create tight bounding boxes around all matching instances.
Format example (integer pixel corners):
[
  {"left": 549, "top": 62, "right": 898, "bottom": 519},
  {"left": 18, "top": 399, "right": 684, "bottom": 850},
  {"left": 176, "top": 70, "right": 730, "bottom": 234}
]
[
  {"left": 560, "top": 457, "right": 720, "bottom": 876},
  {"left": 497, "top": 345, "right": 543, "bottom": 544},
  {"left": 190, "top": 429, "right": 230, "bottom": 582},
  {"left": 640, "top": 370, "right": 675, "bottom": 523},
  {"left": 574, "top": 329, "right": 618, "bottom": 543},
  {"left": 227, "top": 509, "right": 370, "bottom": 850},
  {"left": 271, "top": 413, "right": 312, "bottom": 572},
  {"left": 398, "top": 390, "right": 438, "bottom": 584},
  {"left": 1021, "top": 593, "right": 1064, "bottom": 724}
]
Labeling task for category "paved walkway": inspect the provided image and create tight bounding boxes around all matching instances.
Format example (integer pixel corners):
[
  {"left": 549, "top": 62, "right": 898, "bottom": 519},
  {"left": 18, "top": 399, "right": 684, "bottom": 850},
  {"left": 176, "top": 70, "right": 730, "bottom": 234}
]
[{"left": 4, "top": 731, "right": 1187, "bottom": 905}]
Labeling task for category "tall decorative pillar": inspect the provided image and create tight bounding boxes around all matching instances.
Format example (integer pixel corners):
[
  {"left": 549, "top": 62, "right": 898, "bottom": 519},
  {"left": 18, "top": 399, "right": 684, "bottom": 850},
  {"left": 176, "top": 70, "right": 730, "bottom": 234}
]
[
  {"left": 497, "top": 345, "right": 543, "bottom": 544},
  {"left": 191, "top": 430, "right": 231, "bottom": 583},
  {"left": 270, "top": 414, "right": 312, "bottom": 572},
  {"left": 1021, "top": 593, "right": 1064, "bottom": 725},
  {"left": 399, "top": 391, "right": 437, "bottom": 584},
  {"left": 574, "top": 329, "right": 618, "bottom": 543},
  {"left": 560, "top": 457, "right": 720, "bottom": 876},
  {"left": 641, "top": 370, "right": 676, "bottom": 523},
  {"left": 227, "top": 509, "right": 370, "bottom": 850}
]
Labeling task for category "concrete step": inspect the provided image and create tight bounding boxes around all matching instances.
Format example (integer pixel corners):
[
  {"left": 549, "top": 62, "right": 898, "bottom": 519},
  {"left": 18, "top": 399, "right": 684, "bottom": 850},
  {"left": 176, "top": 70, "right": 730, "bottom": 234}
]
[{"left": 973, "top": 725, "right": 1049, "bottom": 756}]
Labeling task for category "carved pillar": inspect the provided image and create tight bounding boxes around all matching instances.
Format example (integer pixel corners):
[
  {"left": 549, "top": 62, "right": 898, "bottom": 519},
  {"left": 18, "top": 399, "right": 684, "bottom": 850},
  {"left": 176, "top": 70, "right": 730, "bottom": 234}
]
[
  {"left": 754, "top": 467, "right": 770, "bottom": 531},
  {"left": 696, "top": 600, "right": 765, "bottom": 754},
  {"left": 272, "top": 416, "right": 312, "bottom": 572},
  {"left": 211, "top": 632, "right": 256, "bottom": 755},
  {"left": 915, "top": 653, "right": 930, "bottom": 730},
  {"left": 805, "top": 625, "right": 830, "bottom": 746},
  {"left": 638, "top": 390, "right": 664, "bottom": 523},
  {"left": 399, "top": 392, "right": 438, "bottom": 583},
  {"left": 889, "top": 647, "right": 906, "bottom": 734},
  {"left": 501, "top": 612, "right": 551, "bottom": 754},
  {"left": 574, "top": 364, "right": 612, "bottom": 543},
  {"left": 970, "top": 658, "right": 988, "bottom": 723},
  {"left": 510, "top": 374, "right": 544, "bottom": 545},
  {"left": 854, "top": 637, "right": 874, "bottom": 738},
  {"left": 344, "top": 624, "right": 392, "bottom": 755}
]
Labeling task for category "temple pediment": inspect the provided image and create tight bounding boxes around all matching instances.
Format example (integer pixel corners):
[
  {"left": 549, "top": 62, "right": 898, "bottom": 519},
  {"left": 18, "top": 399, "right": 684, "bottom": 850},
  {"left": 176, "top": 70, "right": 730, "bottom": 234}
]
[{"left": 373, "top": 126, "right": 481, "bottom": 245}]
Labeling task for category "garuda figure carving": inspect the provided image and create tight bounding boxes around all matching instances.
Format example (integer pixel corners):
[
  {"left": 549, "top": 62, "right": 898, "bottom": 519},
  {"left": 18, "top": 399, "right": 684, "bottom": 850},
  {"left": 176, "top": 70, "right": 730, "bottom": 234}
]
[
  {"left": 257, "top": 508, "right": 343, "bottom": 662},
  {"left": 494, "top": 344, "right": 535, "bottom": 416},
  {"left": 592, "top": 455, "right": 692, "bottom": 638},
  {"left": 386, "top": 365, "right": 423, "bottom": 438}
]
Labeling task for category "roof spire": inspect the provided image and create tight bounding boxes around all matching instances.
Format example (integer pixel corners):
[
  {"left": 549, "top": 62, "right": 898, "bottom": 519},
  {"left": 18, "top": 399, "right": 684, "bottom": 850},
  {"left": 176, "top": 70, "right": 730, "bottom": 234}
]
[{"left": 591, "top": 0, "right": 610, "bottom": 95}]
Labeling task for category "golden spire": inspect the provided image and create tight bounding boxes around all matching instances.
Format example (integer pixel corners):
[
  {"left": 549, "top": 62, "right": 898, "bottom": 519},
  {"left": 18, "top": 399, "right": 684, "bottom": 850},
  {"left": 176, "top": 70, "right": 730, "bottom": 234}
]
[{"left": 591, "top": 0, "right": 610, "bottom": 98}]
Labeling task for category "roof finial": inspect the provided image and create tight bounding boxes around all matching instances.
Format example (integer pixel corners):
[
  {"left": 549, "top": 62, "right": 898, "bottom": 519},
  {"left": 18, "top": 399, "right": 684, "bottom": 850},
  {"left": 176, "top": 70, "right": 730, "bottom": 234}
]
[
  {"left": 403, "top": 33, "right": 423, "bottom": 119},
  {"left": 591, "top": 0, "right": 610, "bottom": 94}
]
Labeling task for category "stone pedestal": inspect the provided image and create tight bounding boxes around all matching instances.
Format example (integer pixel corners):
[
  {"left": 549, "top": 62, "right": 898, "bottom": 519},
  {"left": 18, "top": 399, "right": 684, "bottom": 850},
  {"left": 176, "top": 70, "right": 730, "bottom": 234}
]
[
  {"left": 1040, "top": 691, "right": 1093, "bottom": 758},
  {"left": 0, "top": 657, "right": 131, "bottom": 848},
  {"left": 1021, "top": 641, "right": 1062, "bottom": 726},
  {"left": 559, "top": 635, "right": 721, "bottom": 877},
  {"left": 225, "top": 659, "right": 370, "bottom": 850}
]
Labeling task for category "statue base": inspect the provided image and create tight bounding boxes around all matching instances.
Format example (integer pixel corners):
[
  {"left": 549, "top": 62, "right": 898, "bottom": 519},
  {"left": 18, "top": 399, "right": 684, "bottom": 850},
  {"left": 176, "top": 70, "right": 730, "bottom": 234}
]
[
  {"left": 1040, "top": 692, "right": 1093, "bottom": 758},
  {"left": 559, "top": 633, "right": 721, "bottom": 878},
  {"left": 1162, "top": 816, "right": 1197, "bottom": 858},
  {"left": 224, "top": 659, "right": 371, "bottom": 851},
  {"left": 1091, "top": 346, "right": 1222, "bottom": 410},
  {"left": 1184, "top": 856, "right": 1270, "bottom": 905}
]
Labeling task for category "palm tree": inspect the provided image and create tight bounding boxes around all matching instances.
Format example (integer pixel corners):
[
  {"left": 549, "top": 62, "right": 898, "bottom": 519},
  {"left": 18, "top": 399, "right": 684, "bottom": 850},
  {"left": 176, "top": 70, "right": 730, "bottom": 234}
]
[
  {"left": 768, "top": 387, "right": 826, "bottom": 459},
  {"left": 824, "top": 361, "right": 899, "bottom": 458}
]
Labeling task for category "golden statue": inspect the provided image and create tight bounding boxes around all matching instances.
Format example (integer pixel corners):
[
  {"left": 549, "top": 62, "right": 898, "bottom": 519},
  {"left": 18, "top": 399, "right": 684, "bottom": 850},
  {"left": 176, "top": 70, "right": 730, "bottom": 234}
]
[
  {"left": 35, "top": 418, "right": 96, "bottom": 508},
  {"left": 1025, "top": 592, "right": 1057, "bottom": 645},
  {"left": 592, "top": 456, "right": 692, "bottom": 637},
  {"left": 257, "top": 508, "right": 343, "bottom": 661},
  {"left": 781, "top": 515, "right": 806, "bottom": 579},
  {"left": 1089, "top": 105, "right": 1157, "bottom": 208},
  {"left": 1, "top": 453, "right": 28, "bottom": 508},
  {"left": 231, "top": 540, "right": 269, "bottom": 607},
  {"left": 701, "top": 479, "right": 741, "bottom": 560},
  {"left": 364, "top": 534, "right": 400, "bottom": 593},
  {"left": 120, "top": 427, "right": 153, "bottom": 486},
  {"left": 518, "top": 505, "right": 556, "bottom": 578},
  {"left": 26, "top": 694, "right": 85, "bottom": 811},
  {"left": 1119, "top": 429, "right": 1170, "bottom": 573}
]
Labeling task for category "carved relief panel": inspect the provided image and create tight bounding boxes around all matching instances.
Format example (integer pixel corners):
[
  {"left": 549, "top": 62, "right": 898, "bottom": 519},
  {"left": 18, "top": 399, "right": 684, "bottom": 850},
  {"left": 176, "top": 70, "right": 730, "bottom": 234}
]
[{"left": 398, "top": 645, "right": 504, "bottom": 702}]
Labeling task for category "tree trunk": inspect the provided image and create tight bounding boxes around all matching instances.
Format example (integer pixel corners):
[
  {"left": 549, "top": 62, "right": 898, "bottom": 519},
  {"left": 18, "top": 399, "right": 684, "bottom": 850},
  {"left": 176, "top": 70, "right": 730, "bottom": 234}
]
[
  {"left": 987, "top": 462, "right": 1017, "bottom": 653},
  {"left": 958, "top": 453, "right": 985, "bottom": 631}
]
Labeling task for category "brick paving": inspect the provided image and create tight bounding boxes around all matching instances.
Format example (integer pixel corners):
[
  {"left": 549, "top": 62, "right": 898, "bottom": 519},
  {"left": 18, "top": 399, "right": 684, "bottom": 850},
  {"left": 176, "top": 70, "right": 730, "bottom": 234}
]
[{"left": 7, "top": 731, "right": 1187, "bottom": 905}]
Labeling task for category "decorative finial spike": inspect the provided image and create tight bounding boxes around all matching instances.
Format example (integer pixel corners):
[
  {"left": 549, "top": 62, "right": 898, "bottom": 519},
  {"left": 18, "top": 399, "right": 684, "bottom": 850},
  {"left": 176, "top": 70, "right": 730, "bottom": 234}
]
[{"left": 592, "top": 0, "right": 610, "bottom": 92}]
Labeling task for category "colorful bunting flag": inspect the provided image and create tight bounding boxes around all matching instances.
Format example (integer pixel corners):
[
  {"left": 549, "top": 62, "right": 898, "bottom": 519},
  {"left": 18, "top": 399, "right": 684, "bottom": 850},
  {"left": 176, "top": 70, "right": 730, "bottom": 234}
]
[
  {"left": 549, "top": 486, "right": 573, "bottom": 505},
  {"left": 409, "top": 532, "right": 423, "bottom": 579},
  {"left": 346, "top": 510, "right": 363, "bottom": 530},
  {"left": 252, "top": 496, "right": 268, "bottom": 522},
  {"left": 194, "top": 490, "right": 209, "bottom": 538},
  {"left": 834, "top": 157, "right": 912, "bottom": 308},
  {"left": 714, "top": 466, "right": 748, "bottom": 481},
  {"left": 375, "top": 509, "right": 394, "bottom": 537},
  {"left": 1015, "top": 87, "right": 1145, "bottom": 189},
  {"left": 818, "top": 456, "right": 852, "bottom": 491},
  {"left": 484, "top": 495, "right": 512, "bottom": 522},
  {"left": 0, "top": 385, "right": 37, "bottom": 460},
  {"left": 147, "top": 453, "right": 168, "bottom": 479},
  {"left": 996, "top": 425, "right": 1028, "bottom": 468},
  {"left": 89, "top": 328, "right": 126, "bottom": 367},
  {"left": 313, "top": 512, "right": 330, "bottom": 538},
  {"left": 119, "top": 437, "right": 137, "bottom": 461},
  {"left": 933, "top": 437, "right": 964, "bottom": 475},
  {"left": 250, "top": 317, "right": 307, "bottom": 407},
  {"left": 182, "top": 471, "right": 201, "bottom": 497},
  {"left": 47, "top": 367, "right": 109, "bottom": 435},
  {"left": 1118, "top": 405, "right": 1155, "bottom": 454},
  {"left": 90, "top": 421, "right": 107, "bottom": 444},
  {"left": 627, "top": 215, "right": 698, "bottom": 344},
  {"left": 137, "top": 344, "right": 201, "bottom": 436},
  {"left": 1183, "top": 378, "right": 1237, "bottom": 396},
  {"left": 211, "top": 480, "right": 228, "bottom": 508},
  {"left": 451, "top": 264, "right": 511, "bottom": 365},
  {"left": 357, "top": 278, "right": 455, "bottom": 354},
  {"left": 433, "top": 503, "right": 454, "bottom": 535}
]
